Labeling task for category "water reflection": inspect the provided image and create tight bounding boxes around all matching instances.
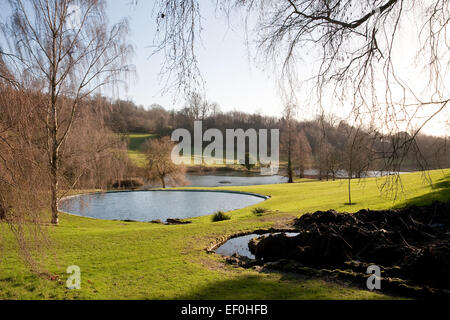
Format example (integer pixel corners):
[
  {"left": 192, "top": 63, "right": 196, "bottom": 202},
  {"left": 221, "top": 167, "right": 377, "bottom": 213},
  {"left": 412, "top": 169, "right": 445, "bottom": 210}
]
[
  {"left": 215, "top": 232, "right": 300, "bottom": 259},
  {"left": 186, "top": 173, "right": 288, "bottom": 187},
  {"left": 60, "top": 191, "right": 266, "bottom": 222}
]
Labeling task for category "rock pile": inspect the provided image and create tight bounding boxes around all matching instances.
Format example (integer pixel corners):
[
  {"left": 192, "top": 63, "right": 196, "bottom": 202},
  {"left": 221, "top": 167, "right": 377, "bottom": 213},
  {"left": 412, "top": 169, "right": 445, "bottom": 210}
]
[{"left": 250, "top": 202, "right": 450, "bottom": 290}]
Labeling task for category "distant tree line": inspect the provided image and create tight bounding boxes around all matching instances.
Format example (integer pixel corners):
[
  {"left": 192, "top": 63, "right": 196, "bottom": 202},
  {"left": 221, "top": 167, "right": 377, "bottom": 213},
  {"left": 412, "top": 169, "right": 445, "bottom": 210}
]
[{"left": 101, "top": 95, "right": 450, "bottom": 176}]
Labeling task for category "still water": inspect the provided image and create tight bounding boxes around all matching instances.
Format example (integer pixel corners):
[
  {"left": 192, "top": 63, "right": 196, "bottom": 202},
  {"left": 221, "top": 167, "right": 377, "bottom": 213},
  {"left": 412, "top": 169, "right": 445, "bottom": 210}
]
[
  {"left": 186, "top": 173, "right": 288, "bottom": 187},
  {"left": 60, "top": 190, "right": 267, "bottom": 222},
  {"left": 215, "top": 233, "right": 300, "bottom": 259}
]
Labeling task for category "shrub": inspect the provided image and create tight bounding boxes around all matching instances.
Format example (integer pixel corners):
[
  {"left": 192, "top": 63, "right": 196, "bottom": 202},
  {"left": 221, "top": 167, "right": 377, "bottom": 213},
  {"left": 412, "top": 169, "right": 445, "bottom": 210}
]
[
  {"left": 212, "top": 211, "right": 231, "bottom": 222},
  {"left": 252, "top": 207, "right": 268, "bottom": 216},
  {"left": 111, "top": 178, "right": 144, "bottom": 189}
]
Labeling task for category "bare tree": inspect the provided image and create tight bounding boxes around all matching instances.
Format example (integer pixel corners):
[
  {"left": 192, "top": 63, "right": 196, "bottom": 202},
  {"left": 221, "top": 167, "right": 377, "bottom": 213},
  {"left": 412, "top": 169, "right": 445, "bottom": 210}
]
[
  {"left": 0, "top": 0, "right": 133, "bottom": 224},
  {"left": 152, "top": 0, "right": 203, "bottom": 95},
  {"left": 186, "top": 92, "right": 203, "bottom": 121},
  {"left": 295, "top": 130, "right": 313, "bottom": 179},
  {"left": 342, "top": 125, "right": 373, "bottom": 205},
  {"left": 0, "top": 84, "right": 52, "bottom": 271},
  {"left": 143, "top": 136, "right": 187, "bottom": 188},
  {"left": 210, "top": 102, "right": 221, "bottom": 118},
  {"left": 326, "top": 148, "right": 343, "bottom": 182},
  {"left": 151, "top": 0, "right": 449, "bottom": 183},
  {"left": 60, "top": 98, "right": 130, "bottom": 191},
  {"left": 281, "top": 104, "right": 297, "bottom": 183},
  {"left": 0, "top": 83, "right": 130, "bottom": 271}
]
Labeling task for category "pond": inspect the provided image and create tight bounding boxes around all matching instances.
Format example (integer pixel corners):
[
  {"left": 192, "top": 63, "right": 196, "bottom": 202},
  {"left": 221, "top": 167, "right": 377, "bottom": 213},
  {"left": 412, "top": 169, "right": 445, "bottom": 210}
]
[
  {"left": 184, "top": 170, "right": 408, "bottom": 188},
  {"left": 298, "top": 169, "right": 410, "bottom": 178},
  {"left": 215, "top": 232, "right": 300, "bottom": 259},
  {"left": 60, "top": 190, "right": 267, "bottom": 222},
  {"left": 186, "top": 173, "right": 288, "bottom": 187}
]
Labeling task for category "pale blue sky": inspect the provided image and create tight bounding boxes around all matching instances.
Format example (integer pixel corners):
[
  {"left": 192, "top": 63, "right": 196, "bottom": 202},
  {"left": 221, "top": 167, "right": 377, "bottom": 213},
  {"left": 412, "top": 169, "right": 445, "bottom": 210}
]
[
  {"left": 105, "top": 1, "right": 448, "bottom": 137},
  {"left": 106, "top": 1, "right": 283, "bottom": 117},
  {"left": 0, "top": 1, "right": 446, "bottom": 135}
]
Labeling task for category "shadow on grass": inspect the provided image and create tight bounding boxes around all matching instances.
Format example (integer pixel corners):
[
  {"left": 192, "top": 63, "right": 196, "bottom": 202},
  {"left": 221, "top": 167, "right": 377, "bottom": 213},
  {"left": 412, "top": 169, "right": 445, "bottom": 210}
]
[
  {"left": 173, "top": 275, "right": 305, "bottom": 300},
  {"left": 172, "top": 274, "right": 377, "bottom": 300},
  {"left": 397, "top": 174, "right": 450, "bottom": 208},
  {"left": 127, "top": 134, "right": 156, "bottom": 152}
]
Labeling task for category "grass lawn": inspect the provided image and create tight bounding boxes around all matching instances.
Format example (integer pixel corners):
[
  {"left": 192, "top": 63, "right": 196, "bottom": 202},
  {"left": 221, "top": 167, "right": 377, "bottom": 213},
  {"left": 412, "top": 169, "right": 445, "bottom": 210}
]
[
  {"left": 124, "top": 132, "right": 277, "bottom": 170},
  {"left": 125, "top": 133, "right": 156, "bottom": 167},
  {"left": 0, "top": 169, "right": 449, "bottom": 300}
]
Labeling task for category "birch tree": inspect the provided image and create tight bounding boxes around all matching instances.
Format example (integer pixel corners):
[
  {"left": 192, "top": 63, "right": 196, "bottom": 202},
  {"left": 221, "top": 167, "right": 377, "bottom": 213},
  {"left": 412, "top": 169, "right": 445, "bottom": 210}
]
[{"left": 0, "top": 0, "right": 132, "bottom": 224}]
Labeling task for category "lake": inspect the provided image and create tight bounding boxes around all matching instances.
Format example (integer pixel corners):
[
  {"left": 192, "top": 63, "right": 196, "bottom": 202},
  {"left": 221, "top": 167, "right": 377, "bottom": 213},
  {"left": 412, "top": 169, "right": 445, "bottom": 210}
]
[
  {"left": 184, "top": 170, "right": 408, "bottom": 188},
  {"left": 186, "top": 173, "right": 288, "bottom": 187}
]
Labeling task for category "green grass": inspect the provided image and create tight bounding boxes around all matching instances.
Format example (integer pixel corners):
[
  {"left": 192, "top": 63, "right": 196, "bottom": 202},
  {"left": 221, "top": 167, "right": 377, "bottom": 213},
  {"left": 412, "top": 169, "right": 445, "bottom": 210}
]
[
  {"left": 124, "top": 133, "right": 273, "bottom": 170},
  {"left": 1, "top": 169, "right": 449, "bottom": 300},
  {"left": 126, "top": 133, "right": 157, "bottom": 151},
  {"left": 212, "top": 169, "right": 450, "bottom": 214},
  {"left": 125, "top": 133, "right": 156, "bottom": 166},
  {"left": 125, "top": 133, "right": 230, "bottom": 168}
]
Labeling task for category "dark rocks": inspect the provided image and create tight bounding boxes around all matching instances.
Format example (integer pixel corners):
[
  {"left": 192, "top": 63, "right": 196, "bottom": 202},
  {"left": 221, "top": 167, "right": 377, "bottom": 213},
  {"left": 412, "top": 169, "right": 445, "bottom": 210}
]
[
  {"left": 166, "top": 218, "right": 192, "bottom": 225},
  {"left": 253, "top": 201, "right": 450, "bottom": 290},
  {"left": 119, "top": 218, "right": 192, "bottom": 225},
  {"left": 404, "top": 243, "right": 450, "bottom": 288},
  {"left": 248, "top": 237, "right": 261, "bottom": 254},
  {"left": 251, "top": 233, "right": 299, "bottom": 261},
  {"left": 225, "top": 253, "right": 263, "bottom": 268}
]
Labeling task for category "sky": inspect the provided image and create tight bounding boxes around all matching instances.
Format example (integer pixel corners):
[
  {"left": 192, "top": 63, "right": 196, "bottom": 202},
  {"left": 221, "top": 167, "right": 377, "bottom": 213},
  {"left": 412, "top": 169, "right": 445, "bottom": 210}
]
[
  {"left": 106, "top": 1, "right": 283, "bottom": 117},
  {"left": 104, "top": 1, "right": 449, "bottom": 137},
  {"left": 0, "top": 1, "right": 446, "bottom": 136}
]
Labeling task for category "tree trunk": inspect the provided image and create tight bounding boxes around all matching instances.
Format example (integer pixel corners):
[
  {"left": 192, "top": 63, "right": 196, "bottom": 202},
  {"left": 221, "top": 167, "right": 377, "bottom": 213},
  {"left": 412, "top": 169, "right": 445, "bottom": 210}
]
[
  {"left": 51, "top": 169, "right": 59, "bottom": 224},
  {"left": 348, "top": 164, "right": 353, "bottom": 205},
  {"left": 161, "top": 177, "right": 166, "bottom": 189},
  {"left": 348, "top": 177, "right": 352, "bottom": 205},
  {"left": 287, "top": 135, "right": 293, "bottom": 183},
  {"left": 50, "top": 121, "right": 59, "bottom": 225},
  {"left": 287, "top": 155, "right": 293, "bottom": 183},
  {"left": 50, "top": 30, "right": 59, "bottom": 225}
]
